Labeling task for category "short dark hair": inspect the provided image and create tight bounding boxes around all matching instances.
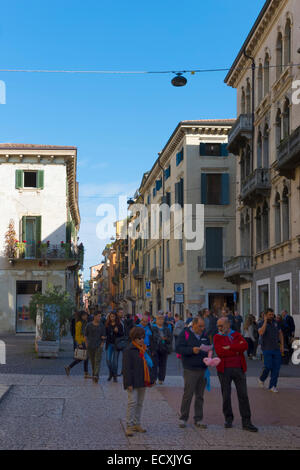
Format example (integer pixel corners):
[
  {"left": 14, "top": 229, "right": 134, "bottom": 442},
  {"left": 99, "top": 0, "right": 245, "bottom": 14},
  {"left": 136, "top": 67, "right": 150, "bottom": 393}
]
[
  {"left": 266, "top": 308, "right": 274, "bottom": 314},
  {"left": 130, "top": 327, "right": 145, "bottom": 342}
]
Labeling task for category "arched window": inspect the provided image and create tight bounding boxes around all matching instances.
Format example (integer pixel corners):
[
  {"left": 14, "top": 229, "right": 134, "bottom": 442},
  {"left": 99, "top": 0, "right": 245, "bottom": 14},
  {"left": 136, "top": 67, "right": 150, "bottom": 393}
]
[
  {"left": 264, "top": 53, "right": 270, "bottom": 96},
  {"left": 282, "top": 186, "right": 289, "bottom": 241},
  {"left": 241, "top": 149, "right": 245, "bottom": 182},
  {"left": 256, "top": 207, "right": 262, "bottom": 253},
  {"left": 245, "top": 211, "right": 250, "bottom": 256},
  {"left": 275, "top": 109, "right": 282, "bottom": 156},
  {"left": 262, "top": 201, "right": 269, "bottom": 250},
  {"left": 283, "top": 98, "right": 290, "bottom": 139},
  {"left": 241, "top": 88, "right": 246, "bottom": 114},
  {"left": 275, "top": 193, "right": 281, "bottom": 245},
  {"left": 276, "top": 33, "right": 283, "bottom": 79},
  {"left": 245, "top": 144, "right": 251, "bottom": 177},
  {"left": 263, "top": 124, "right": 269, "bottom": 168},
  {"left": 246, "top": 80, "right": 251, "bottom": 114},
  {"left": 284, "top": 19, "right": 292, "bottom": 66},
  {"left": 257, "top": 130, "right": 262, "bottom": 168},
  {"left": 257, "top": 63, "right": 263, "bottom": 104}
]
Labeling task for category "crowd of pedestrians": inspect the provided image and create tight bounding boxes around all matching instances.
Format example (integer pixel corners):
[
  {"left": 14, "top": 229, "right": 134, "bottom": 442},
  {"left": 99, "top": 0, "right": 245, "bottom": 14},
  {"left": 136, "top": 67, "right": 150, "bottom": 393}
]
[{"left": 64, "top": 305, "right": 296, "bottom": 436}]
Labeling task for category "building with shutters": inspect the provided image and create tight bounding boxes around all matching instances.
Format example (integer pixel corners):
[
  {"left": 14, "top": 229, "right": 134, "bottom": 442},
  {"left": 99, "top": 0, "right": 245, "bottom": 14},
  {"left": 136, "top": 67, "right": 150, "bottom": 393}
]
[
  {"left": 128, "top": 120, "right": 238, "bottom": 318},
  {"left": 224, "top": 0, "right": 300, "bottom": 334},
  {"left": 0, "top": 144, "right": 81, "bottom": 333}
]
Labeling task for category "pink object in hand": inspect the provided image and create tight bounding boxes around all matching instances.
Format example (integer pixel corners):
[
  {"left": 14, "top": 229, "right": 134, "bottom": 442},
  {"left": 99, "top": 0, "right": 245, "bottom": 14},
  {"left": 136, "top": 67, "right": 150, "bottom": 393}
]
[{"left": 203, "top": 350, "right": 221, "bottom": 367}]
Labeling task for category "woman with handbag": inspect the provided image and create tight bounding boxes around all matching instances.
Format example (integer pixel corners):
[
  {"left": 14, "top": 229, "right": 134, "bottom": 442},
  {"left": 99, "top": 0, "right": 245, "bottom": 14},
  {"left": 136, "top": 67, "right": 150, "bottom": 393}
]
[
  {"left": 105, "top": 312, "right": 124, "bottom": 382},
  {"left": 122, "top": 326, "right": 155, "bottom": 436},
  {"left": 64, "top": 311, "right": 89, "bottom": 378}
]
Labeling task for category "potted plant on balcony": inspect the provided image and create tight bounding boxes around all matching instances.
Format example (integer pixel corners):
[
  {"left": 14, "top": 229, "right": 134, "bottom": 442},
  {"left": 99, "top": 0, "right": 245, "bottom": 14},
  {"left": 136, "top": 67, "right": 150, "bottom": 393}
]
[{"left": 29, "top": 284, "right": 74, "bottom": 358}]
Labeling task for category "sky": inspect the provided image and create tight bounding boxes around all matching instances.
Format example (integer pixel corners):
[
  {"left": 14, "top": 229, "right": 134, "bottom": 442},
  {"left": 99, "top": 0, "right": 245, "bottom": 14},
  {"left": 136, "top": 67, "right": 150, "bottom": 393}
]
[{"left": 0, "top": 0, "right": 266, "bottom": 279}]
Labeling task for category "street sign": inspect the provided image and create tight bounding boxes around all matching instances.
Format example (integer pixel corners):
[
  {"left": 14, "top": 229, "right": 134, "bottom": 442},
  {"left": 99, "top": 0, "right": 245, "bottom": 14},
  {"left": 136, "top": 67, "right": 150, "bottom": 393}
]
[
  {"left": 174, "top": 293, "right": 184, "bottom": 304},
  {"left": 146, "top": 281, "right": 151, "bottom": 290},
  {"left": 146, "top": 292, "right": 152, "bottom": 298},
  {"left": 174, "top": 283, "right": 184, "bottom": 294}
]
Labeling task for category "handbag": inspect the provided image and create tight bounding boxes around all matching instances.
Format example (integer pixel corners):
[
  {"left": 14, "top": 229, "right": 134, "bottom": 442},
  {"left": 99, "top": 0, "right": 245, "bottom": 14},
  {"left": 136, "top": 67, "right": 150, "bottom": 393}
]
[
  {"left": 74, "top": 348, "right": 87, "bottom": 360},
  {"left": 115, "top": 336, "right": 129, "bottom": 351}
]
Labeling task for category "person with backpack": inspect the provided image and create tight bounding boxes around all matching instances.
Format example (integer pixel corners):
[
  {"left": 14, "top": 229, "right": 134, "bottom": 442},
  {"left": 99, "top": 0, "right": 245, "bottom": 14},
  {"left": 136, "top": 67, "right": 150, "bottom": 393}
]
[
  {"left": 152, "top": 313, "right": 172, "bottom": 385},
  {"left": 176, "top": 316, "right": 211, "bottom": 429}
]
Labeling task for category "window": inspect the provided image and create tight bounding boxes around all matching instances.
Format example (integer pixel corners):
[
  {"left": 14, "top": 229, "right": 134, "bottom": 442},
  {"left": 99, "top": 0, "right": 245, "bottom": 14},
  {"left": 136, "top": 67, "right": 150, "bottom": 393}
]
[
  {"left": 282, "top": 186, "right": 289, "bottom": 242},
  {"left": 256, "top": 207, "right": 262, "bottom": 252},
  {"left": 22, "top": 216, "right": 42, "bottom": 258},
  {"left": 263, "top": 125, "right": 269, "bottom": 168},
  {"left": 275, "top": 193, "right": 281, "bottom": 245},
  {"left": 176, "top": 148, "right": 184, "bottom": 166},
  {"left": 264, "top": 54, "right": 270, "bottom": 96},
  {"left": 199, "top": 143, "right": 228, "bottom": 157},
  {"left": 166, "top": 240, "right": 170, "bottom": 269},
  {"left": 276, "top": 108, "right": 282, "bottom": 155},
  {"left": 16, "top": 281, "right": 42, "bottom": 333},
  {"left": 257, "top": 64, "right": 263, "bottom": 104},
  {"left": 241, "top": 88, "right": 246, "bottom": 114},
  {"left": 246, "top": 80, "right": 251, "bottom": 114},
  {"left": 156, "top": 178, "right": 162, "bottom": 191},
  {"left": 179, "top": 239, "right": 184, "bottom": 264},
  {"left": 205, "top": 227, "right": 223, "bottom": 269},
  {"left": 257, "top": 131, "right": 262, "bottom": 168},
  {"left": 284, "top": 19, "right": 292, "bottom": 66},
  {"left": 175, "top": 178, "right": 184, "bottom": 207},
  {"left": 164, "top": 166, "right": 171, "bottom": 180},
  {"left": 201, "top": 173, "right": 229, "bottom": 205},
  {"left": 242, "top": 288, "right": 251, "bottom": 319},
  {"left": 276, "top": 32, "right": 283, "bottom": 79},
  {"left": 258, "top": 284, "right": 269, "bottom": 314},
  {"left": 262, "top": 201, "right": 269, "bottom": 251},
  {"left": 153, "top": 187, "right": 157, "bottom": 198},
  {"left": 283, "top": 98, "right": 290, "bottom": 139},
  {"left": 277, "top": 280, "right": 290, "bottom": 315},
  {"left": 15, "top": 170, "right": 44, "bottom": 190}
]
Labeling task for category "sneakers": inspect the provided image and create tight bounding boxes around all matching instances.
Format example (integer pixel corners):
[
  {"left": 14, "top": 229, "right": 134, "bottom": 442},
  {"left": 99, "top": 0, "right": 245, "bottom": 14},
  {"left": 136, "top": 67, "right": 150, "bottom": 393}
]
[
  {"left": 179, "top": 419, "right": 187, "bottom": 428},
  {"left": 64, "top": 366, "right": 70, "bottom": 376},
  {"left": 158, "top": 381, "right": 163, "bottom": 385},
  {"left": 269, "top": 387, "right": 279, "bottom": 393},
  {"left": 242, "top": 423, "right": 258, "bottom": 433},
  {"left": 224, "top": 422, "right": 233, "bottom": 429},
  {"left": 93, "top": 377, "right": 99, "bottom": 384},
  {"left": 132, "top": 425, "right": 146, "bottom": 433},
  {"left": 125, "top": 427, "right": 135, "bottom": 437},
  {"left": 194, "top": 421, "right": 207, "bottom": 429},
  {"left": 258, "top": 379, "right": 266, "bottom": 388}
]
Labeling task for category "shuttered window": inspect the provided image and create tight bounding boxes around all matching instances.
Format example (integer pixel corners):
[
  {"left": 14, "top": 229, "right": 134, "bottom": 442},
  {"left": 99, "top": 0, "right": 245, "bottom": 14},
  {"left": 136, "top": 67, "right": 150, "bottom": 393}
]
[
  {"left": 199, "top": 143, "right": 228, "bottom": 157},
  {"left": 15, "top": 170, "right": 44, "bottom": 189},
  {"left": 201, "top": 173, "right": 229, "bottom": 205},
  {"left": 175, "top": 179, "right": 184, "bottom": 207},
  {"left": 206, "top": 227, "right": 223, "bottom": 269},
  {"left": 164, "top": 166, "right": 171, "bottom": 180},
  {"left": 176, "top": 148, "right": 184, "bottom": 166}
]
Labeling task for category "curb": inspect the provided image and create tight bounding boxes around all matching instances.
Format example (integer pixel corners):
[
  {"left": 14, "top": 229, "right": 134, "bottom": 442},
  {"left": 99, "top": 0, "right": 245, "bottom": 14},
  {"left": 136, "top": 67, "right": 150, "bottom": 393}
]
[{"left": 0, "top": 385, "right": 12, "bottom": 404}]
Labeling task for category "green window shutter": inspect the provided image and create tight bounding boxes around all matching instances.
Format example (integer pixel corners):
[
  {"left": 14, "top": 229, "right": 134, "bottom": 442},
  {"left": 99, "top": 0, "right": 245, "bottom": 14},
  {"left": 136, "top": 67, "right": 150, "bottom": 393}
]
[
  {"left": 201, "top": 174, "right": 207, "bottom": 204},
  {"left": 22, "top": 216, "right": 26, "bottom": 241},
  {"left": 199, "top": 143, "right": 206, "bottom": 156},
  {"left": 180, "top": 178, "right": 184, "bottom": 207},
  {"left": 206, "top": 227, "right": 223, "bottom": 268},
  {"left": 221, "top": 174, "right": 230, "bottom": 205},
  {"left": 221, "top": 143, "right": 228, "bottom": 157},
  {"left": 16, "top": 170, "right": 23, "bottom": 189},
  {"left": 37, "top": 170, "right": 44, "bottom": 189},
  {"left": 36, "top": 216, "right": 42, "bottom": 242},
  {"left": 66, "top": 222, "right": 71, "bottom": 243}
]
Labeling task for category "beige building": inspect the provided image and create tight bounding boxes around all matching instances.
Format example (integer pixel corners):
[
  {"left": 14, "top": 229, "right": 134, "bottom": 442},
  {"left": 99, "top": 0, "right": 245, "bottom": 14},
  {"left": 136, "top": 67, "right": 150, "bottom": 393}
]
[
  {"left": 224, "top": 0, "right": 300, "bottom": 333},
  {"left": 0, "top": 144, "right": 81, "bottom": 333},
  {"left": 129, "top": 120, "right": 237, "bottom": 318}
]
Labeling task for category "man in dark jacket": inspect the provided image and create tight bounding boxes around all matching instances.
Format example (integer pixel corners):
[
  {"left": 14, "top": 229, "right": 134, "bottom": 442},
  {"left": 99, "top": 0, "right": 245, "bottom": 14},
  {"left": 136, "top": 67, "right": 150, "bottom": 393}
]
[
  {"left": 176, "top": 317, "right": 210, "bottom": 429},
  {"left": 84, "top": 311, "right": 106, "bottom": 383},
  {"left": 214, "top": 317, "right": 258, "bottom": 432},
  {"left": 152, "top": 313, "right": 172, "bottom": 385}
]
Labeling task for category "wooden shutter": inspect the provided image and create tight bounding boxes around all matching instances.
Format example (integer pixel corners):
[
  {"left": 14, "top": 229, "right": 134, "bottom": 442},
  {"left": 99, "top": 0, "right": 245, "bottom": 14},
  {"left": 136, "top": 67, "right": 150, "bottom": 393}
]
[
  {"left": 37, "top": 170, "right": 44, "bottom": 189},
  {"left": 221, "top": 174, "right": 230, "bottom": 205},
  {"left": 15, "top": 170, "right": 23, "bottom": 189},
  {"left": 199, "top": 143, "right": 206, "bottom": 156},
  {"left": 36, "top": 216, "right": 42, "bottom": 242},
  {"left": 66, "top": 222, "right": 71, "bottom": 243},
  {"left": 175, "top": 182, "right": 179, "bottom": 204},
  {"left": 201, "top": 174, "right": 207, "bottom": 204},
  {"left": 221, "top": 143, "right": 228, "bottom": 156},
  {"left": 22, "top": 216, "right": 26, "bottom": 241},
  {"left": 180, "top": 178, "right": 184, "bottom": 207},
  {"left": 206, "top": 227, "right": 223, "bottom": 268}
]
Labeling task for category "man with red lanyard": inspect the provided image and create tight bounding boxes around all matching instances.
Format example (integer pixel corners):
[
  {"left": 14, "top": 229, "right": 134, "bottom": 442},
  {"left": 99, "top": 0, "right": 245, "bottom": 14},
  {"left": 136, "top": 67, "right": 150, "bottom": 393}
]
[{"left": 214, "top": 317, "right": 258, "bottom": 432}]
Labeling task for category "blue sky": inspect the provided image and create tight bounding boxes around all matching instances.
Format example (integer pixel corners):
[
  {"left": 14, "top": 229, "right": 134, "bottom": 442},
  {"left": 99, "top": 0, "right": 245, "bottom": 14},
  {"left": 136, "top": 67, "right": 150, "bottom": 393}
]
[{"left": 0, "top": 0, "right": 266, "bottom": 279}]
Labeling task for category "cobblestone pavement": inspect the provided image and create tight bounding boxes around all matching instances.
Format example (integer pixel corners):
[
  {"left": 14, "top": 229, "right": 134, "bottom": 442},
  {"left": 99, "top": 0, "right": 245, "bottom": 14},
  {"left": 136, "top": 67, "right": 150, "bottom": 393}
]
[{"left": 0, "top": 333, "right": 299, "bottom": 450}]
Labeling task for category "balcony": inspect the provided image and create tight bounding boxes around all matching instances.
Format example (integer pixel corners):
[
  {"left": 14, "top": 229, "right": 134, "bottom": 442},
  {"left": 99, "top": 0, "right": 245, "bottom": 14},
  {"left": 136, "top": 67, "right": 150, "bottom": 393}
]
[
  {"left": 11, "top": 242, "right": 83, "bottom": 264},
  {"left": 276, "top": 126, "right": 300, "bottom": 179},
  {"left": 224, "top": 256, "right": 253, "bottom": 283},
  {"left": 227, "top": 114, "right": 252, "bottom": 154},
  {"left": 133, "top": 265, "right": 144, "bottom": 279},
  {"left": 240, "top": 168, "right": 271, "bottom": 206},
  {"left": 150, "top": 267, "right": 163, "bottom": 282},
  {"left": 198, "top": 256, "right": 230, "bottom": 273}
]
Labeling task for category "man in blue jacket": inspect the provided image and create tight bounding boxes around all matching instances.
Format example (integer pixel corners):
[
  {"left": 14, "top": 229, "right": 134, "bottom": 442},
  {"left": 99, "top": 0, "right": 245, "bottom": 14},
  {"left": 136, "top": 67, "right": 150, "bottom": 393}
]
[{"left": 176, "top": 317, "right": 211, "bottom": 429}]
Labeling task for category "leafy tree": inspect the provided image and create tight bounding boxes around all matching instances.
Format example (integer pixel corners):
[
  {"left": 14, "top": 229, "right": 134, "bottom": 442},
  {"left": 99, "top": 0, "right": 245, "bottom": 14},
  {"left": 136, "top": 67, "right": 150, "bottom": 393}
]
[
  {"left": 29, "top": 284, "right": 74, "bottom": 339},
  {"left": 4, "top": 219, "right": 17, "bottom": 258}
]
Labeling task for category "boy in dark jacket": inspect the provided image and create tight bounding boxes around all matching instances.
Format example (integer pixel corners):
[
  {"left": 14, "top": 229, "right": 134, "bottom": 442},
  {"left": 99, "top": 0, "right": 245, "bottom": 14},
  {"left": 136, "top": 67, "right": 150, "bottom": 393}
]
[{"left": 176, "top": 317, "right": 211, "bottom": 428}]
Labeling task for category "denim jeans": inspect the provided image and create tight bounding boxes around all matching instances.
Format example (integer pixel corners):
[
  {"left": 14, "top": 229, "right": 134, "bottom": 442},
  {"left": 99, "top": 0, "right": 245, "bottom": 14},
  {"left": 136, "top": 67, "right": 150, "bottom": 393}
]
[
  {"left": 106, "top": 344, "right": 119, "bottom": 377},
  {"left": 260, "top": 349, "right": 282, "bottom": 389}
]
